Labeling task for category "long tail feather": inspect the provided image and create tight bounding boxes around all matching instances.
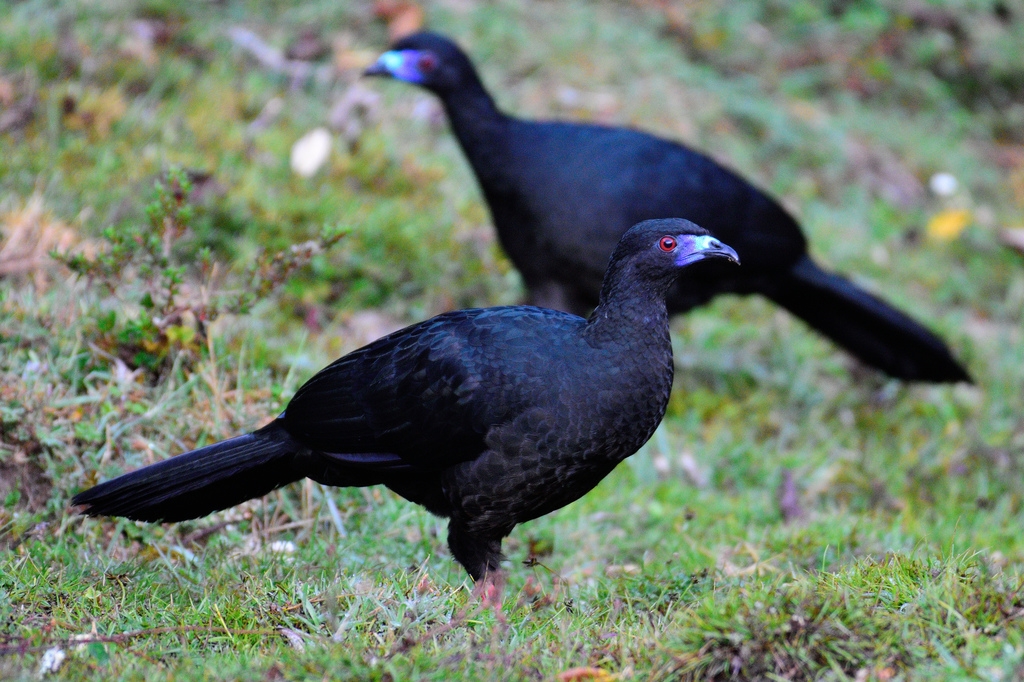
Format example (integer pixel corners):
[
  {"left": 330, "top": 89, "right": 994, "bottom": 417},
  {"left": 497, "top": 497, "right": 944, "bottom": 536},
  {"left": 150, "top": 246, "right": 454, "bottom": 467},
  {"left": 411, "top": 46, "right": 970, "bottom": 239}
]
[
  {"left": 72, "top": 421, "right": 303, "bottom": 522},
  {"left": 766, "top": 256, "right": 971, "bottom": 383}
]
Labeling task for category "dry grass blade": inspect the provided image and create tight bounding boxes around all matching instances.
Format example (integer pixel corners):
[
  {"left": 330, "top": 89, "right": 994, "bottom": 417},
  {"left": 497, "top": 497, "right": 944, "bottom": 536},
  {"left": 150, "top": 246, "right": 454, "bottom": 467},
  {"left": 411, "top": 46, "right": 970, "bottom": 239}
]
[{"left": 0, "top": 195, "right": 88, "bottom": 286}]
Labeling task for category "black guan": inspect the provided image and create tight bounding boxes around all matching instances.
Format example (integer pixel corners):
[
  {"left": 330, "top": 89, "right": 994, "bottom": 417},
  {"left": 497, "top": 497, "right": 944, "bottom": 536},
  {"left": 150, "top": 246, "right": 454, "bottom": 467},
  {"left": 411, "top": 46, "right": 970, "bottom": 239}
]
[
  {"left": 73, "top": 219, "right": 739, "bottom": 586},
  {"left": 365, "top": 32, "right": 969, "bottom": 383}
]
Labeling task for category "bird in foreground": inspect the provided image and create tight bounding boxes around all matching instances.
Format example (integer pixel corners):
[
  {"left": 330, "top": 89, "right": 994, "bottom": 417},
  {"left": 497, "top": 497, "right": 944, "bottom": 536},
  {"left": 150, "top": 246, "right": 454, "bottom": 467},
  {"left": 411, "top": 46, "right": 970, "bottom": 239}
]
[
  {"left": 73, "top": 219, "right": 739, "bottom": 601},
  {"left": 364, "top": 32, "right": 970, "bottom": 383}
]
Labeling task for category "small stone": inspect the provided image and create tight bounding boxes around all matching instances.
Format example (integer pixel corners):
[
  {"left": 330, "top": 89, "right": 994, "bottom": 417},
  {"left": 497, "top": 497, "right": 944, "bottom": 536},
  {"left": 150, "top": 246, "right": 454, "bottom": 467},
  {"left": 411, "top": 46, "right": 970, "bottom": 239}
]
[
  {"left": 290, "top": 128, "right": 332, "bottom": 178},
  {"left": 929, "top": 172, "right": 958, "bottom": 197},
  {"left": 38, "top": 647, "right": 66, "bottom": 677}
]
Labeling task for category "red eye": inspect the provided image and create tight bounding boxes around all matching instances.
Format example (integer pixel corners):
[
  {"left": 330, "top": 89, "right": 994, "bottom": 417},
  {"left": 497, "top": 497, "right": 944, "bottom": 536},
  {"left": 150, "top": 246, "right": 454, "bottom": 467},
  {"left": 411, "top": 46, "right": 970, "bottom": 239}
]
[
  {"left": 417, "top": 53, "right": 437, "bottom": 71},
  {"left": 659, "top": 236, "right": 677, "bottom": 252}
]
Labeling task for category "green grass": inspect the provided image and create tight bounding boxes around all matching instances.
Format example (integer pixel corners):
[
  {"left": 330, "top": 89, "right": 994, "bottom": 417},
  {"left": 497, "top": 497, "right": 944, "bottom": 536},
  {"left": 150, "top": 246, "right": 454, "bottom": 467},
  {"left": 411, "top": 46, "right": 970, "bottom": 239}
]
[{"left": 2, "top": 0, "right": 1024, "bottom": 679}]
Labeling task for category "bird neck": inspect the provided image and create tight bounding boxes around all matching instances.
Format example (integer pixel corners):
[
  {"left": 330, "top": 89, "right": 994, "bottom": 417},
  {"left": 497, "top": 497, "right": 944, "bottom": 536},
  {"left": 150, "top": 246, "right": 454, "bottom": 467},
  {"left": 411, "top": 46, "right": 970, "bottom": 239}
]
[
  {"left": 583, "top": 268, "right": 673, "bottom": 351},
  {"left": 438, "top": 79, "right": 509, "bottom": 154}
]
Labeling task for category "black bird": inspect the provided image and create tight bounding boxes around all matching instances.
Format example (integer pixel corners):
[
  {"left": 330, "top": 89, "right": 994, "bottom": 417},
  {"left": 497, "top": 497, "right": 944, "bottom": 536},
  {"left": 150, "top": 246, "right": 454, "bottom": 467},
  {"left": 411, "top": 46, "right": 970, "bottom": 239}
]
[
  {"left": 73, "top": 219, "right": 739, "bottom": 592},
  {"left": 364, "top": 32, "right": 970, "bottom": 383}
]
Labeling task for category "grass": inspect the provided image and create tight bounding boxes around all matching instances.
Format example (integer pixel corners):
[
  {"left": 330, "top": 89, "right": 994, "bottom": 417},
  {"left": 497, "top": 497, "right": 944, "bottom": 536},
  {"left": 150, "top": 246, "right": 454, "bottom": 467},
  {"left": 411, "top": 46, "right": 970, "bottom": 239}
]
[{"left": 2, "top": 0, "right": 1024, "bottom": 679}]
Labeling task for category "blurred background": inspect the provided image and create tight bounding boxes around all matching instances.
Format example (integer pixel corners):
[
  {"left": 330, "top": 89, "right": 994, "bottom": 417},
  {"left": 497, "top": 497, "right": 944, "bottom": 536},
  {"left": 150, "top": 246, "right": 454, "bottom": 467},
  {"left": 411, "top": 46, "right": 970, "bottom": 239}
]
[{"left": 2, "top": 0, "right": 1024, "bottom": 677}]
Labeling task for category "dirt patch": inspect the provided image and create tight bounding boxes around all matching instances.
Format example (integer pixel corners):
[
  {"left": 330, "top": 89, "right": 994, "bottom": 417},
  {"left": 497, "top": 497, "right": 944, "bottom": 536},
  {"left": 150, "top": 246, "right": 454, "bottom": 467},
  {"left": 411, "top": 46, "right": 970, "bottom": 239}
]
[{"left": 0, "top": 457, "right": 53, "bottom": 514}]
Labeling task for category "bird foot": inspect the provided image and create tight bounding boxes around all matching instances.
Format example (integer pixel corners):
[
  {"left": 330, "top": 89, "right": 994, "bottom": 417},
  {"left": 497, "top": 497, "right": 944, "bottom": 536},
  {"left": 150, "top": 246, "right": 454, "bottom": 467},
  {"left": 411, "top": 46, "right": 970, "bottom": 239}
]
[
  {"left": 475, "top": 570, "right": 507, "bottom": 624},
  {"left": 388, "top": 571, "right": 507, "bottom": 656}
]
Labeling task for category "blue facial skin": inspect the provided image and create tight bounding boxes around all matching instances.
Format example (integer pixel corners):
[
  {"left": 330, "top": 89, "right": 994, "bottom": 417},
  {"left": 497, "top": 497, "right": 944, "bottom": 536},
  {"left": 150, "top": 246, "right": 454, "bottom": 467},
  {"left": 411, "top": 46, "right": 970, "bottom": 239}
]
[
  {"left": 374, "top": 50, "right": 429, "bottom": 83},
  {"left": 674, "top": 235, "right": 740, "bottom": 267}
]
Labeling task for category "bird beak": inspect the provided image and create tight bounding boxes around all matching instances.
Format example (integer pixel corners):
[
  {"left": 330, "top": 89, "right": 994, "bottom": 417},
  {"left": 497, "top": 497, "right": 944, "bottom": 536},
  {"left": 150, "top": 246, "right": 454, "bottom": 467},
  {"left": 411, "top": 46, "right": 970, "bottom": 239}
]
[
  {"left": 363, "top": 50, "right": 414, "bottom": 80},
  {"left": 363, "top": 57, "right": 394, "bottom": 78},
  {"left": 675, "top": 235, "right": 740, "bottom": 267}
]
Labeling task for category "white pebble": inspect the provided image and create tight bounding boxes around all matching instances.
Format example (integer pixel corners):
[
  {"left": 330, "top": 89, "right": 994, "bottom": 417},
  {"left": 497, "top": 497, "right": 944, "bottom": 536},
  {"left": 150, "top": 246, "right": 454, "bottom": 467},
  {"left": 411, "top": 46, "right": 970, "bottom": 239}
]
[
  {"left": 269, "top": 540, "right": 297, "bottom": 554},
  {"left": 290, "top": 128, "right": 333, "bottom": 178},
  {"left": 929, "top": 172, "right": 958, "bottom": 197},
  {"left": 38, "top": 648, "right": 66, "bottom": 678}
]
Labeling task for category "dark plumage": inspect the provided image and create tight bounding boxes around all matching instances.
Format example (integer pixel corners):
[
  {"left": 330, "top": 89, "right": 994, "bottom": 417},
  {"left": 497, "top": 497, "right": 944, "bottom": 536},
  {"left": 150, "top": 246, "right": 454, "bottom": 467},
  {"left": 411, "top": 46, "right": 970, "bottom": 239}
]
[
  {"left": 365, "top": 32, "right": 970, "bottom": 383},
  {"left": 73, "top": 219, "right": 739, "bottom": 582}
]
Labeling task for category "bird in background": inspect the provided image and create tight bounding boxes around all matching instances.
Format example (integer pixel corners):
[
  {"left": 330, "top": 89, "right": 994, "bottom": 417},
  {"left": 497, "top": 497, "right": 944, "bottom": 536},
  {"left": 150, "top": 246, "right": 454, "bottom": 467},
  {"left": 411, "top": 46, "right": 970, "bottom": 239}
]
[
  {"left": 364, "top": 32, "right": 970, "bottom": 384},
  {"left": 74, "top": 219, "right": 739, "bottom": 603}
]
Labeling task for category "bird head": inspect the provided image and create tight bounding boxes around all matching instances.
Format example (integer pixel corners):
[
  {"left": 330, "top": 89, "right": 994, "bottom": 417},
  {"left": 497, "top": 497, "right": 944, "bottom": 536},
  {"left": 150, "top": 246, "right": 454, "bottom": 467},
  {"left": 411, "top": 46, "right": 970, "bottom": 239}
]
[
  {"left": 622, "top": 218, "right": 738, "bottom": 273},
  {"left": 599, "top": 219, "right": 739, "bottom": 303},
  {"left": 364, "top": 32, "right": 476, "bottom": 94}
]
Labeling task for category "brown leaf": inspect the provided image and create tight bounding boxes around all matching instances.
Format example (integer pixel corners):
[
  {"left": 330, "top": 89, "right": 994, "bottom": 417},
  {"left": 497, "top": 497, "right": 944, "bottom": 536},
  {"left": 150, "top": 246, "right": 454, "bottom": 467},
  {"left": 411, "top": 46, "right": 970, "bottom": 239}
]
[
  {"left": 63, "top": 87, "right": 127, "bottom": 138},
  {"left": 527, "top": 535, "right": 554, "bottom": 557},
  {"left": 989, "top": 144, "right": 1024, "bottom": 171},
  {"left": 0, "top": 193, "right": 88, "bottom": 287},
  {"left": 604, "top": 563, "right": 641, "bottom": 577},
  {"left": 843, "top": 137, "right": 926, "bottom": 208},
  {"left": 1000, "top": 228, "right": 1024, "bottom": 256},
  {"left": 373, "top": 0, "right": 424, "bottom": 41},
  {"left": 335, "top": 310, "right": 405, "bottom": 351},
  {"left": 57, "top": 17, "right": 83, "bottom": 77},
  {"left": 183, "top": 169, "right": 226, "bottom": 206},
  {"left": 0, "top": 92, "right": 37, "bottom": 134},
  {"left": 278, "top": 628, "right": 307, "bottom": 652},
  {"left": 0, "top": 76, "right": 15, "bottom": 106},
  {"left": 414, "top": 573, "right": 435, "bottom": 595},
  {"left": 285, "top": 28, "right": 331, "bottom": 62}
]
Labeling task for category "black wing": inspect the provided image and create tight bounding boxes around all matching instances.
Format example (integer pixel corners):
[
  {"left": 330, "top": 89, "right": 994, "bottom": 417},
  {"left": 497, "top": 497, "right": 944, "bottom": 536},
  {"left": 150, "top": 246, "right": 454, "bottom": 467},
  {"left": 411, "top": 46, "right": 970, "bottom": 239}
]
[{"left": 282, "top": 306, "right": 584, "bottom": 470}]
